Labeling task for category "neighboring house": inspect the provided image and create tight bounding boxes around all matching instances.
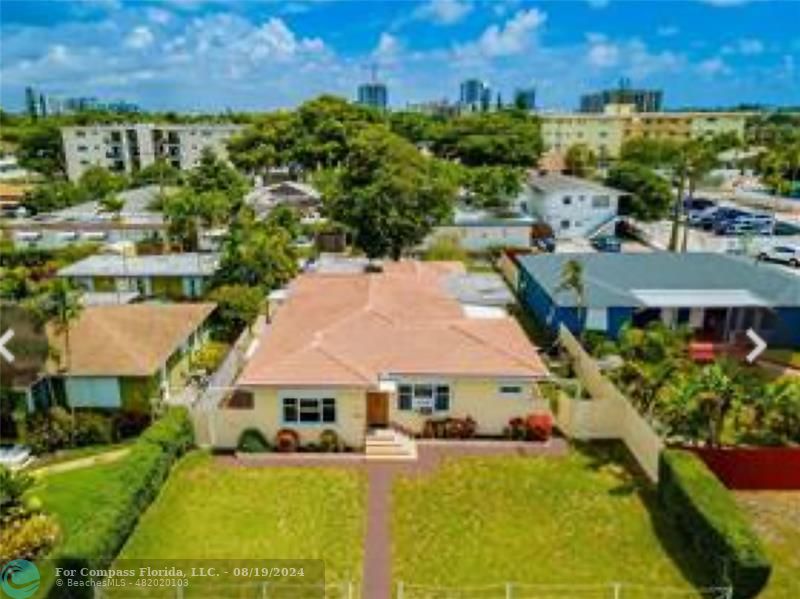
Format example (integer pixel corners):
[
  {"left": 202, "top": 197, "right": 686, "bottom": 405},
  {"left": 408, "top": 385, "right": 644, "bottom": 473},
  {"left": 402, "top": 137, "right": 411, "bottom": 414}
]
[
  {"left": 2, "top": 185, "right": 167, "bottom": 249},
  {"left": 246, "top": 181, "right": 321, "bottom": 220},
  {"left": 59, "top": 252, "right": 220, "bottom": 299},
  {"left": 213, "top": 261, "right": 549, "bottom": 449},
  {"left": 62, "top": 123, "right": 243, "bottom": 181},
  {"left": 43, "top": 303, "right": 215, "bottom": 411},
  {"left": 0, "top": 156, "right": 33, "bottom": 181},
  {"left": 518, "top": 173, "right": 627, "bottom": 239},
  {"left": 515, "top": 252, "right": 800, "bottom": 348},
  {"left": 430, "top": 206, "right": 537, "bottom": 251}
]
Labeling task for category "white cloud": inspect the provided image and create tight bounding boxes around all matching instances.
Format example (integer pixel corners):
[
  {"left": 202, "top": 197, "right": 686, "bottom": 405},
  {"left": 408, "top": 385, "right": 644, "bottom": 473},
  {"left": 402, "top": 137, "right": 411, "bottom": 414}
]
[
  {"left": 737, "top": 38, "right": 764, "bottom": 55},
  {"left": 125, "top": 26, "right": 155, "bottom": 49},
  {"left": 586, "top": 0, "right": 610, "bottom": 8},
  {"left": 697, "top": 57, "right": 731, "bottom": 76},
  {"left": 147, "top": 8, "right": 172, "bottom": 25},
  {"left": 373, "top": 33, "right": 401, "bottom": 60},
  {"left": 462, "top": 9, "right": 547, "bottom": 58},
  {"left": 586, "top": 36, "right": 619, "bottom": 67},
  {"left": 414, "top": 0, "right": 473, "bottom": 25}
]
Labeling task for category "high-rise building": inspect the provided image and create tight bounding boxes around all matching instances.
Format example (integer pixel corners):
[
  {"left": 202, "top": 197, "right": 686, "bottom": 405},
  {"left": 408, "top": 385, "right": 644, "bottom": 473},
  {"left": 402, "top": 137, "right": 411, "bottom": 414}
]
[
  {"left": 580, "top": 79, "right": 663, "bottom": 113},
  {"left": 357, "top": 82, "right": 388, "bottom": 110},
  {"left": 514, "top": 87, "right": 537, "bottom": 111},
  {"left": 459, "top": 79, "right": 491, "bottom": 112}
]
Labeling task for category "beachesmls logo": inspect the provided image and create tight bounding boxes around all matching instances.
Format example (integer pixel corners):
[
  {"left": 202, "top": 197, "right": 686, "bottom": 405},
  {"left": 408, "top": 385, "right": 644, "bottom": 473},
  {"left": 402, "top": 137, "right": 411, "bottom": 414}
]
[{"left": 0, "top": 560, "right": 40, "bottom": 599}]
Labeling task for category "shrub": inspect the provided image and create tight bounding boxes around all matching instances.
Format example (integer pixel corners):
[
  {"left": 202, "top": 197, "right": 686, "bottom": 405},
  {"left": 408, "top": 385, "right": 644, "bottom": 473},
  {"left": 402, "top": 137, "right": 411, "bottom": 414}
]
[
  {"left": 275, "top": 428, "right": 299, "bottom": 452},
  {"left": 658, "top": 450, "right": 771, "bottom": 599},
  {"left": 525, "top": 413, "right": 553, "bottom": 441},
  {"left": 112, "top": 411, "right": 151, "bottom": 440},
  {"left": 0, "top": 512, "right": 60, "bottom": 562},
  {"left": 52, "top": 407, "right": 194, "bottom": 577},
  {"left": 73, "top": 412, "right": 114, "bottom": 446},
  {"left": 26, "top": 407, "right": 73, "bottom": 454},
  {"left": 319, "top": 429, "right": 341, "bottom": 452},
  {"left": 192, "top": 341, "right": 231, "bottom": 373},
  {"left": 237, "top": 428, "right": 270, "bottom": 453},
  {"left": 423, "top": 417, "right": 477, "bottom": 439},
  {"left": 0, "top": 466, "right": 34, "bottom": 517},
  {"left": 504, "top": 417, "right": 526, "bottom": 441}
]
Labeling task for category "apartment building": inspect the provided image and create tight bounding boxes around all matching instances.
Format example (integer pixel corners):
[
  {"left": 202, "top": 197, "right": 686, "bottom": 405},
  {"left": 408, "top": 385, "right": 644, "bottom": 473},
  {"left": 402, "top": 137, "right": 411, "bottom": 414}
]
[
  {"left": 62, "top": 123, "right": 244, "bottom": 181},
  {"left": 540, "top": 104, "right": 749, "bottom": 159}
]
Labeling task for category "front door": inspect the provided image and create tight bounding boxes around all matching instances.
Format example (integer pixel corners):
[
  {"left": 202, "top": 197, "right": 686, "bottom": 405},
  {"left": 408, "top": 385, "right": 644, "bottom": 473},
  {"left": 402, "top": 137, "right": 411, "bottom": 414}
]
[{"left": 366, "top": 392, "right": 389, "bottom": 428}]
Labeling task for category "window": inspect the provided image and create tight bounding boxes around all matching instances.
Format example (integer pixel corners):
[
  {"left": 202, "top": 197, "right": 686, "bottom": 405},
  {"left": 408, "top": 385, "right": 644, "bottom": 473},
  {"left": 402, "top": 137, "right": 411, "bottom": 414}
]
[
  {"left": 562, "top": 196, "right": 572, "bottom": 205},
  {"left": 435, "top": 385, "right": 450, "bottom": 411},
  {"left": 560, "top": 219, "right": 571, "bottom": 229},
  {"left": 225, "top": 391, "right": 254, "bottom": 410},
  {"left": 592, "top": 195, "right": 611, "bottom": 208},
  {"left": 396, "top": 383, "right": 450, "bottom": 412},
  {"left": 77, "top": 145, "right": 88, "bottom": 152},
  {"left": 398, "top": 385, "right": 412, "bottom": 410},
  {"left": 499, "top": 384, "right": 523, "bottom": 396},
  {"left": 282, "top": 397, "right": 335, "bottom": 424}
]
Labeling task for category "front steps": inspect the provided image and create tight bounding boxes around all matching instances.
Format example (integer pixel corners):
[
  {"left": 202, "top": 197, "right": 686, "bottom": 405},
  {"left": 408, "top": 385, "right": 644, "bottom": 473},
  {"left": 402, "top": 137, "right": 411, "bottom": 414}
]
[{"left": 365, "top": 428, "right": 417, "bottom": 461}]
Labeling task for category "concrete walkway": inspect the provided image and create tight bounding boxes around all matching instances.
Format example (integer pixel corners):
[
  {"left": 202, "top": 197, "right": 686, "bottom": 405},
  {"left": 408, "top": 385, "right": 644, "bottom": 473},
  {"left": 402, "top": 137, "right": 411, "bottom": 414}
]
[
  {"left": 32, "top": 447, "right": 130, "bottom": 476},
  {"left": 222, "top": 438, "right": 569, "bottom": 599}
]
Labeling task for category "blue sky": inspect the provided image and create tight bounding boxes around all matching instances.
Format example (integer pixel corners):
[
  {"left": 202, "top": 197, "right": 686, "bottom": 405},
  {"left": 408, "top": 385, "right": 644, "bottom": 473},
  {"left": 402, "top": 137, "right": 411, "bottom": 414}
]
[{"left": 1, "top": 0, "right": 798, "bottom": 112}]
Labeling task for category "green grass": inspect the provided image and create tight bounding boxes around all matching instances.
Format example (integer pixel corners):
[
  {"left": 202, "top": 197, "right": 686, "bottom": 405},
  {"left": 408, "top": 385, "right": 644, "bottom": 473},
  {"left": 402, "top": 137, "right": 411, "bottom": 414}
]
[
  {"left": 29, "top": 441, "right": 131, "bottom": 471},
  {"left": 30, "top": 459, "right": 131, "bottom": 548},
  {"left": 737, "top": 492, "right": 800, "bottom": 599},
  {"left": 392, "top": 444, "right": 711, "bottom": 590},
  {"left": 118, "top": 451, "right": 366, "bottom": 582}
]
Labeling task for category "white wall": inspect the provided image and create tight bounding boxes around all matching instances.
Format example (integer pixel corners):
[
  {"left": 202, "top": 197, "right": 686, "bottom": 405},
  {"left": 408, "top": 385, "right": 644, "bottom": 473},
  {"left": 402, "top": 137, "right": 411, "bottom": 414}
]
[{"left": 519, "top": 186, "right": 618, "bottom": 239}]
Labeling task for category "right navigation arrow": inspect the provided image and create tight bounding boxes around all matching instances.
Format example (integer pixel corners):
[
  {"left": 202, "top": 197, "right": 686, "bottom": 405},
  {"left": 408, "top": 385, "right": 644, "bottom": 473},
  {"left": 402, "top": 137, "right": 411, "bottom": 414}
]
[{"left": 746, "top": 328, "right": 767, "bottom": 364}]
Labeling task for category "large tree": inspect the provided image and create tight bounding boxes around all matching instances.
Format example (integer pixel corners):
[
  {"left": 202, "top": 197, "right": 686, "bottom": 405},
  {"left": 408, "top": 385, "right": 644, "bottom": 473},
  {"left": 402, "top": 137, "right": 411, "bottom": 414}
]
[
  {"left": 324, "top": 125, "right": 458, "bottom": 260},
  {"left": 213, "top": 216, "right": 297, "bottom": 291},
  {"left": 78, "top": 166, "right": 127, "bottom": 200},
  {"left": 16, "top": 122, "right": 66, "bottom": 178},
  {"left": 605, "top": 162, "right": 673, "bottom": 221},
  {"left": 461, "top": 165, "right": 523, "bottom": 210},
  {"left": 163, "top": 189, "right": 234, "bottom": 251},
  {"left": 564, "top": 143, "right": 597, "bottom": 178},
  {"left": 432, "top": 110, "right": 542, "bottom": 167},
  {"left": 227, "top": 112, "right": 296, "bottom": 177},
  {"left": 187, "top": 148, "right": 248, "bottom": 202}
]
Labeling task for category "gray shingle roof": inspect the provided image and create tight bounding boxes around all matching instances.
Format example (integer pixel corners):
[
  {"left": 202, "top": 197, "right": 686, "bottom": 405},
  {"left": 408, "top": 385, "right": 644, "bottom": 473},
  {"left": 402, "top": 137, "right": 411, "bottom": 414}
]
[
  {"left": 527, "top": 173, "right": 627, "bottom": 197},
  {"left": 517, "top": 252, "right": 800, "bottom": 308}
]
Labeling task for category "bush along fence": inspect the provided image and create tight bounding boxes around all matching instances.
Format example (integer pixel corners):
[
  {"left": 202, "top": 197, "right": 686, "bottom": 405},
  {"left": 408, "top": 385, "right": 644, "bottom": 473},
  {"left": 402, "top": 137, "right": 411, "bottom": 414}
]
[
  {"left": 44, "top": 407, "right": 194, "bottom": 598},
  {"left": 555, "top": 325, "right": 663, "bottom": 482},
  {"left": 658, "top": 450, "right": 771, "bottom": 599}
]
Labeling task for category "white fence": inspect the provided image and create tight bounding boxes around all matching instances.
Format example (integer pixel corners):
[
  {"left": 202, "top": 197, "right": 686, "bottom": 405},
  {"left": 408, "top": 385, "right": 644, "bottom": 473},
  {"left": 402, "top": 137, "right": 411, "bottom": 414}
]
[
  {"left": 555, "top": 325, "right": 664, "bottom": 482},
  {"left": 396, "top": 582, "right": 732, "bottom": 599},
  {"left": 96, "top": 580, "right": 358, "bottom": 598}
]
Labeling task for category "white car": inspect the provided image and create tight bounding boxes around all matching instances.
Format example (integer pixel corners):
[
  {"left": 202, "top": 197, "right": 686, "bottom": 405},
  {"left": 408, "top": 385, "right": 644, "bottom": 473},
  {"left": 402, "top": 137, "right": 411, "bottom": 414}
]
[{"left": 758, "top": 244, "right": 800, "bottom": 268}]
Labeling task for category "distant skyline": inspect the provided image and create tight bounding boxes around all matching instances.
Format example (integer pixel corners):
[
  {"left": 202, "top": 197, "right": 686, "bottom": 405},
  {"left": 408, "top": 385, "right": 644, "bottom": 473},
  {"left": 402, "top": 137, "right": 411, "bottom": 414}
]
[{"left": 1, "top": 0, "right": 798, "bottom": 113}]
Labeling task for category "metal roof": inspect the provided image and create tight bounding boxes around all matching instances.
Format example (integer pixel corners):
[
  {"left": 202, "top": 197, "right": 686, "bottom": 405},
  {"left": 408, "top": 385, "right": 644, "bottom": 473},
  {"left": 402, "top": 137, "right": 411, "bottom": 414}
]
[
  {"left": 526, "top": 173, "right": 627, "bottom": 197},
  {"left": 58, "top": 253, "right": 220, "bottom": 278},
  {"left": 630, "top": 289, "right": 771, "bottom": 308},
  {"left": 517, "top": 252, "right": 800, "bottom": 308}
]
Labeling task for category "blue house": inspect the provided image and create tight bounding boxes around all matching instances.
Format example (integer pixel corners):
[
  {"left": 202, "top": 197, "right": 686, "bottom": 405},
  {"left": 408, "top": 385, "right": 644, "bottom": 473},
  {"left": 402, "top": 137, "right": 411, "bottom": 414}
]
[{"left": 516, "top": 253, "right": 800, "bottom": 349}]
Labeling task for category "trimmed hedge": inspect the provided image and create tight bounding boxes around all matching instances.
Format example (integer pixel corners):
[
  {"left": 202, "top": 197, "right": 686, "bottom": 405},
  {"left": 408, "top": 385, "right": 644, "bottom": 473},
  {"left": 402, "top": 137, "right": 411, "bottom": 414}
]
[
  {"left": 658, "top": 450, "right": 771, "bottom": 599},
  {"left": 48, "top": 408, "right": 194, "bottom": 597}
]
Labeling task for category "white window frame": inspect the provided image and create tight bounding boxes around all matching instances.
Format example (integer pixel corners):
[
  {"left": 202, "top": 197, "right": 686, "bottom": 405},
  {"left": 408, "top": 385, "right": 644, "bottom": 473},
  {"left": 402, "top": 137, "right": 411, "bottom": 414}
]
[
  {"left": 498, "top": 382, "right": 526, "bottom": 397},
  {"left": 395, "top": 380, "right": 451, "bottom": 412},
  {"left": 279, "top": 390, "right": 337, "bottom": 426}
]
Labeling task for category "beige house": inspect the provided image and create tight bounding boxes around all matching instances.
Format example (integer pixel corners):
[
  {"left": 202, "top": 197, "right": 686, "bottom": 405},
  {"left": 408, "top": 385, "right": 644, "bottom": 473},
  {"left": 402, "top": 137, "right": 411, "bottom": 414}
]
[
  {"left": 540, "top": 104, "right": 750, "bottom": 158},
  {"left": 210, "top": 261, "right": 549, "bottom": 451}
]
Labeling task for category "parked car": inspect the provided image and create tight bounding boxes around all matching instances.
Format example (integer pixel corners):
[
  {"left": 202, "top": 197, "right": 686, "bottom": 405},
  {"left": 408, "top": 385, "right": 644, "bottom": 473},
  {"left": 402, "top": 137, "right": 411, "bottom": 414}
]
[
  {"left": 683, "top": 197, "right": 716, "bottom": 213},
  {"left": 758, "top": 244, "right": 800, "bottom": 267},
  {"left": 688, "top": 206, "right": 718, "bottom": 227},
  {"left": 533, "top": 237, "right": 556, "bottom": 253},
  {"left": 591, "top": 235, "right": 621, "bottom": 252},
  {"left": 696, "top": 207, "right": 745, "bottom": 230},
  {"left": 714, "top": 213, "right": 773, "bottom": 236}
]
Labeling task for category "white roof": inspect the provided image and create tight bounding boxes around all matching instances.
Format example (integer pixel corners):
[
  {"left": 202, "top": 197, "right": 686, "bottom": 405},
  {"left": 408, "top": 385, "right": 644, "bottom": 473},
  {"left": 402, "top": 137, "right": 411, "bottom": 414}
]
[{"left": 630, "top": 289, "right": 772, "bottom": 308}]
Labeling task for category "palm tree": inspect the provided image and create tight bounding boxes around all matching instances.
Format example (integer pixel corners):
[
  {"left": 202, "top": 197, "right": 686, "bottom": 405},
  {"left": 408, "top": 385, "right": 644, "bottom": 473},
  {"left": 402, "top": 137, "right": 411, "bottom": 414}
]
[
  {"left": 555, "top": 259, "right": 587, "bottom": 339},
  {"left": 694, "top": 359, "right": 744, "bottom": 447},
  {"left": 669, "top": 139, "right": 715, "bottom": 252}
]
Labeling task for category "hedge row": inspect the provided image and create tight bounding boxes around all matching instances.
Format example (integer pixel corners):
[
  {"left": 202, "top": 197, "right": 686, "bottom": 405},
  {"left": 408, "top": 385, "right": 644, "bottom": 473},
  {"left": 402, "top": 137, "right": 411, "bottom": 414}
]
[
  {"left": 658, "top": 450, "right": 771, "bottom": 599},
  {"left": 48, "top": 408, "right": 194, "bottom": 597}
]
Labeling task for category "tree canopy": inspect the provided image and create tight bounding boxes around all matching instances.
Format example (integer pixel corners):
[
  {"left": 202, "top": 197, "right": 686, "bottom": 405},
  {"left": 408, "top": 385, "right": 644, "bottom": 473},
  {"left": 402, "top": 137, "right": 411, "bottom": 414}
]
[
  {"left": 606, "top": 162, "right": 673, "bottom": 221},
  {"left": 323, "top": 125, "right": 458, "bottom": 259}
]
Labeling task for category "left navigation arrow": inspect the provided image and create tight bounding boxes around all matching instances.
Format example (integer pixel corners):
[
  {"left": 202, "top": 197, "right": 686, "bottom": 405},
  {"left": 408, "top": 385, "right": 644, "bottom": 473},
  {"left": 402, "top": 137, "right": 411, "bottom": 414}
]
[{"left": 0, "top": 328, "right": 15, "bottom": 363}]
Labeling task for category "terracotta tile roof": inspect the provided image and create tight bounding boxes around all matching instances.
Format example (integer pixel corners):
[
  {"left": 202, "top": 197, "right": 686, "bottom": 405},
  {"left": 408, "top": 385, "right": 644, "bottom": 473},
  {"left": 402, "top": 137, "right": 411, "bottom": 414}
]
[
  {"left": 238, "top": 261, "right": 547, "bottom": 388},
  {"left": 47, "top": 303, "right": 215, "bottom": 376}
]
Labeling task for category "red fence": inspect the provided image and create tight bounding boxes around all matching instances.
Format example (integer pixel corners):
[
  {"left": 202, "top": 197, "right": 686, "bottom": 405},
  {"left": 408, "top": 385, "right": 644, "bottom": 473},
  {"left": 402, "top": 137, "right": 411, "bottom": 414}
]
[{"left": 683, "top": 446, "right": 800, "bottom": 490}]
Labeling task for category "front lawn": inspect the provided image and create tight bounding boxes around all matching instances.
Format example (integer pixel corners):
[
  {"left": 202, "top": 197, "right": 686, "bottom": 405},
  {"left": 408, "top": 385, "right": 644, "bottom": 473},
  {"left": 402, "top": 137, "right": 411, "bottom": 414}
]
[
  {"left": 737, "top": 492, "right": 800, "bottom": 599},
  {"left": 392, "top": 444, "right": 711, "bottom": 591},
  {"left": 118, "top": 451, "right": 366, "bottom": 582},
  {"left": 30, "top": 459, "right": 131, "bottom": 549}
]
